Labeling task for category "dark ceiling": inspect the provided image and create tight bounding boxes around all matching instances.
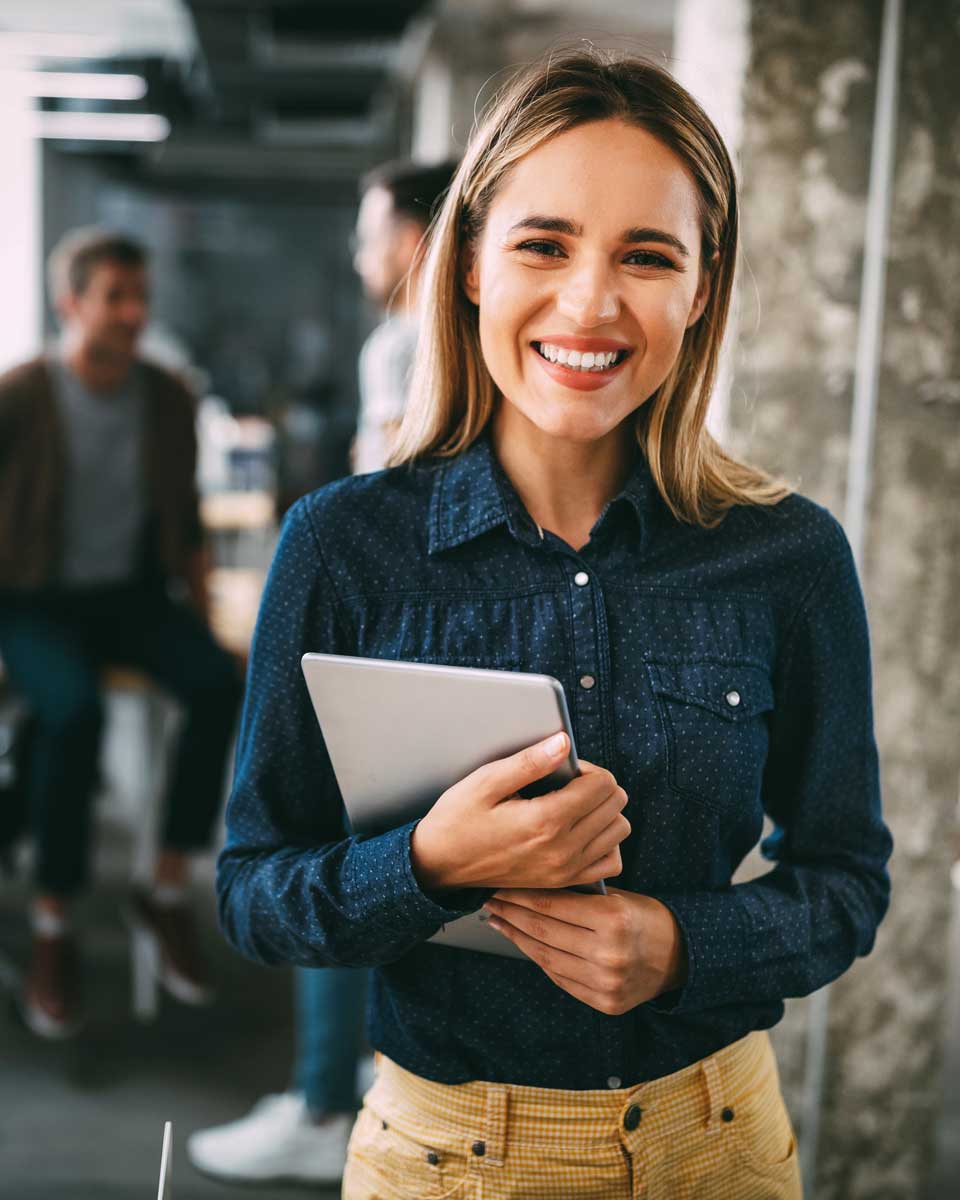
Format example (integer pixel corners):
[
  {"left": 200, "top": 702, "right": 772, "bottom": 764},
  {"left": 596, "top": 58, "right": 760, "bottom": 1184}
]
[
  {"left": 45, "top": 0, "right": 438, "bottom": 188},
  {"left": 186, "top": 0, "right": 430, "bottom": 126}
]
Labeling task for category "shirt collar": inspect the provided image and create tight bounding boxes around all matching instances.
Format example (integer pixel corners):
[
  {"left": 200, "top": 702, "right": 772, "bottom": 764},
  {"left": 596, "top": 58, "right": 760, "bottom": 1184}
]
[{"left": 427, "top": 427, "right": 661, "bottom": 555}]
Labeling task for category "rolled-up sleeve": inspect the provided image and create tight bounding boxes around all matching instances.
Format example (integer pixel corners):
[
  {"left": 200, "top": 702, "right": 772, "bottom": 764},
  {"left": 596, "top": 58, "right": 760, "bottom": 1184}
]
[
  {"left": 216, "top": 496, "right": 486, "bottom": 969},
  {"left": 648, "top": 516, "right": 893, "bottom": 1014}
]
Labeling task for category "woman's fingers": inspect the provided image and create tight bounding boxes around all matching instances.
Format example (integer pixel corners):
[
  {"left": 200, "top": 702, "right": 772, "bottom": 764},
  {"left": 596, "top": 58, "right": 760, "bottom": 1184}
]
[
  {"left": 577, "top": 812, "right": 631, "bottom": 871},
  {"left": 567, "top": 786, "right": 628, "bottom": 842},
  {"left": 539, "top": 967, "right": 623, "bottom": 1016},
  {"left": 472, "top": 731, "right": 570, "bottom": 804},
  {"left": 570, "top": 847, "right": 623, "bottom": 887},
  {"left": 485, "top": 895, "right": 592, "bottom": 947},
  {"left": 484, "top": 905, "right": 597, "bottom": 984}
]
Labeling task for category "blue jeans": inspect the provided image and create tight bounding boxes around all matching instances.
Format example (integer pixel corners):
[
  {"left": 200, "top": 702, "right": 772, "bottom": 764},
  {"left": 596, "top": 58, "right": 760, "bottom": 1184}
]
[
  {"left": 293, "top": 966, "right": 369, "bottom": 1114},
  {"left": 0, "top": 584, "right": 240, "bottom": 894}
]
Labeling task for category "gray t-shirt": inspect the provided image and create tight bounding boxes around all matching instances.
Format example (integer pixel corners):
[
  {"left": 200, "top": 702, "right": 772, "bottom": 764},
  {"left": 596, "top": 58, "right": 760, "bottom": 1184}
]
[{"left": 53, "top": 359, "right": 146, "bottom": 587}]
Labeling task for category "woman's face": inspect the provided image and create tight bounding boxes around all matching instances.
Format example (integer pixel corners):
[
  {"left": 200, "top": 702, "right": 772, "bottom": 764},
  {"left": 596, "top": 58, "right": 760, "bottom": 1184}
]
[{"left": 464, "top": 118, "right": 712, "bottom": 447}]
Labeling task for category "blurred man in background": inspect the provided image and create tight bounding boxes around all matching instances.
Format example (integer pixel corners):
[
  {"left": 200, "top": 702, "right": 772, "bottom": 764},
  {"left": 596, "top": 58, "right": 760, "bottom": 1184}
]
[
  {"left": 0, "top": 228, "right": 240, "bottom": 1039},
  {"left": 187, "top": 158, "right": 457, "bottom": 1188},
  {"left": 351, "top": 158, "right": 459, "bottom": 472}
]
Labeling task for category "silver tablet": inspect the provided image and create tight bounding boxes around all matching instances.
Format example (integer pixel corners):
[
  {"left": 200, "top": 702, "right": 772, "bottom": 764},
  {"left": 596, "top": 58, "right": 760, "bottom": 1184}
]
[{"left": 300, "top": 653, "right": 603, "bottom": 958}]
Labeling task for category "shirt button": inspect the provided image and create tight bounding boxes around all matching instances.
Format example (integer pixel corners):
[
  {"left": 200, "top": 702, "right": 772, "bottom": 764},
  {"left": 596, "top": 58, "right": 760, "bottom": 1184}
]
[
  {"left": 725, "top": 690, "right": 741, "bottom": 708},
  {"left": 579, "top": 675, "right": 596, "bottom": 690},
  {"left": 623, "top": 1104, "right": 643, "bottom": 1131},
  {"left": 426, "top": 1151, "right": 440, "bottom": 1165},
  {"left": 472, "top": 1141, "right": 486, "bottom": 1157},
  {"left": 607, "top": 1075, "right": 622, "bottom": 1089},
  {"left": 574, "top": 571, "right": 590, "bottom": 586}
]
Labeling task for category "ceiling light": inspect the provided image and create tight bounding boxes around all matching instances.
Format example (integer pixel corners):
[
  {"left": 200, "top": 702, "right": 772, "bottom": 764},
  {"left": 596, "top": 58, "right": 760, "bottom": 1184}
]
[
  {"left": 0, "top": 33, "right": 124, "bottom": 61},
  {"left": 24, "top": 111, "right": 170, "bottom": 142},
  {"left": 5, "top": 71, "right": 147, "bottom": 101}
]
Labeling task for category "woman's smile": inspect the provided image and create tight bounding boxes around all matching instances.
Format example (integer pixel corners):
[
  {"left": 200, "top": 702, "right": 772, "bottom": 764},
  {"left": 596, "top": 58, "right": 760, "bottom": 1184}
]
[{"left": 529, "top": 335, "right": 634, "bottom": 392}]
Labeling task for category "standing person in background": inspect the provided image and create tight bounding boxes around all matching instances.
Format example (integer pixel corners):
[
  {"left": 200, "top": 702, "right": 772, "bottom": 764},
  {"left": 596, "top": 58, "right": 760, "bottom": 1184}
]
[
  {"left": 352, "top": 159, "right": 460, "bottom": 474},
  {"left": 187, "top": 158, "right": 458, "bottom": 1188},
  {"left": 0, "top": 228, "right": 241, "bottom": 1040}
]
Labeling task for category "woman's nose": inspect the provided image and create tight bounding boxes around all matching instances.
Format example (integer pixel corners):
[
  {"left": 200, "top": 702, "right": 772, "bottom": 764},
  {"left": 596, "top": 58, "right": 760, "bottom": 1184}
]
[{"left": 556, "top": 262, "right": 620, "bottom": 327}]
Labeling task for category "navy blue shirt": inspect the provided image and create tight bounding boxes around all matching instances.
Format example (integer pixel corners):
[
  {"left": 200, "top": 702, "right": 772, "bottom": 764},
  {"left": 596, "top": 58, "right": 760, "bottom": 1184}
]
[{"left": 218, "top": 432, "right": 892, "bottom": 1089}]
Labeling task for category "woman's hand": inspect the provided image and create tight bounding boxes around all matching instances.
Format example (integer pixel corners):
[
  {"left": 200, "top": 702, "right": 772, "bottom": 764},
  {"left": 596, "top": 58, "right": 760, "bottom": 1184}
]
[
  {"left": 409, "top": 733, "right": 631, "bottom": 892},
  {"left": 481, "top": 887, "right": 687, "bottom": 1015}
]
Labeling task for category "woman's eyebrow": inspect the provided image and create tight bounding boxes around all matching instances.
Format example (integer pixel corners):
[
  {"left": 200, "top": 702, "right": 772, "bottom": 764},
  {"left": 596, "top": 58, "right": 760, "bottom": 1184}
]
[
  {"left": 507, "top": 215, "right": 690, "bottom": 257},
  {"left": 622, "top": 227, "right": 690, "bottom": 257},
  {"left": 507, "top": 215, "right": 583, "bottom": 237}
]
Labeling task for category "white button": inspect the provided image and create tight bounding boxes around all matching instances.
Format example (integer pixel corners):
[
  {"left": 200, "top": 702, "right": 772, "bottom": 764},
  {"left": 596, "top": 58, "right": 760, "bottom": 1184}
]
[
  {"left": 580, "top": 675, "right": 596, "bottom": 690},
  {"left": 574, "top": 571, "right": 590, "bottom": 587},
  {"left": 607, "top": 1075, "right": 622, "bottom": 1089},
  {"left": 725, "top": 690, "right": 741, "bottom": 708}
]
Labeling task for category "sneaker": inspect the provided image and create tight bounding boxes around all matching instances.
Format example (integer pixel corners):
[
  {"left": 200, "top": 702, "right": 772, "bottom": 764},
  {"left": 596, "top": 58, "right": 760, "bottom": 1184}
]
[
  {"left": 19, "top": 932, "right": 84, "bottom": 1039},
  {"left": 125, "top": 889, "right": 214, "bottom": 1006},
  {"left": 186, "top": 1092, "right": 354, "bottom": 1184}
]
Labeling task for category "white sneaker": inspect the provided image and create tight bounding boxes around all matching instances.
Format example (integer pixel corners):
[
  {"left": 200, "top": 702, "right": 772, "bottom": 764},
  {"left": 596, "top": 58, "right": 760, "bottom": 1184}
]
[{"left": 186, "top": 1092, "right": 354, "bottom": 1184}]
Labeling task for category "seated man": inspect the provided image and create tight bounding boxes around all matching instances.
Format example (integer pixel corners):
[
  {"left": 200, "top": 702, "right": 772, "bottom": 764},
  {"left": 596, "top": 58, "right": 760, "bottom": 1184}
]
[{"left": 0, "top": 227, "right": 241, "bottom": 1038}]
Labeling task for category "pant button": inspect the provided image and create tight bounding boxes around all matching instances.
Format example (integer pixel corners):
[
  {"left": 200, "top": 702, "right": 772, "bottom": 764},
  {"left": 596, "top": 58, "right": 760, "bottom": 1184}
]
[
  {"left": 623, "top": 1104, "right": 643, "bottom": 1131},
  {"left": 472, "top": 1141, "right": 486, "bottom": 1156}
]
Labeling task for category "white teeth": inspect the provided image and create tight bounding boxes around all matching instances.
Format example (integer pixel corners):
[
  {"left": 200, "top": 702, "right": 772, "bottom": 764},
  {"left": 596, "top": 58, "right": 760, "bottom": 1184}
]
[{"left": 536, "top": 342, "right": 625, "bottom": 371}]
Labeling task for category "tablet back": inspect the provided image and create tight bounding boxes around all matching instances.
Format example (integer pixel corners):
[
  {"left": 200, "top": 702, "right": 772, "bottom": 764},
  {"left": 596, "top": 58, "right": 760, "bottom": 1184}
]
[{"left": 300, "top": 654, "right": 586, "bottom": 958}]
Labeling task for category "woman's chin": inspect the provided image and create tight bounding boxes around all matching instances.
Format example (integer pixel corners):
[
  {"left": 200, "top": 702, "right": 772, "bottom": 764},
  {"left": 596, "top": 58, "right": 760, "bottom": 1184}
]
[{"left": 526, "top": 407, "right": 626, "bottom": 446}]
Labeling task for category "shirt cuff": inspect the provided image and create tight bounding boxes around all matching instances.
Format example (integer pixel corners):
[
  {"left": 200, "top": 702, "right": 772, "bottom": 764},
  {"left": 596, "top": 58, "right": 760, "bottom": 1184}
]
[
  {"left": 362, "top": 819, "right": 493, "bottom": 933},
  {"left": 644, "top": 888, "right": 750, "bottom": 1015}
]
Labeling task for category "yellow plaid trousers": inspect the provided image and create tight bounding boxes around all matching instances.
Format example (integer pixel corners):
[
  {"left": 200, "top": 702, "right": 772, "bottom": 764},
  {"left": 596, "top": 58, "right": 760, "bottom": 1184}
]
[{"left": 342, "top": 1031, "right": 802, "bottom": 1199}]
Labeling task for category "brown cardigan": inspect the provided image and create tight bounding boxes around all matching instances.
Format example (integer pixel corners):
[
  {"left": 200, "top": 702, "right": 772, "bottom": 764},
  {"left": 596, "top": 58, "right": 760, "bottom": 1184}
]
[{"left": 0, "top": 355, "right": 204, "bottom": 591}]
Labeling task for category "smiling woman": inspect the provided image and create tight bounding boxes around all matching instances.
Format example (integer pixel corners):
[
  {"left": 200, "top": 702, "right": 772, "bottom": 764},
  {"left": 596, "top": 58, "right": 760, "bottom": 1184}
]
[{"left": 217, "top": 46, "right": 892, "bottom": 1200}]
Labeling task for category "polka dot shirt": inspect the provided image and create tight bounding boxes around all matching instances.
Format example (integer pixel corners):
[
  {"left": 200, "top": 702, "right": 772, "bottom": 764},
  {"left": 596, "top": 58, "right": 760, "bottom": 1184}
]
[{"left": 217, "top": 430, "right": 892, "bottom": 1089}]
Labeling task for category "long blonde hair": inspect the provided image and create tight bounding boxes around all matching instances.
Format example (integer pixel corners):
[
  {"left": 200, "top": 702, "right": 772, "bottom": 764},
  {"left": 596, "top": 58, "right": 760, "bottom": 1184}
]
[{"left": 390, "top": 47, "right": 791, "bottom": 526}]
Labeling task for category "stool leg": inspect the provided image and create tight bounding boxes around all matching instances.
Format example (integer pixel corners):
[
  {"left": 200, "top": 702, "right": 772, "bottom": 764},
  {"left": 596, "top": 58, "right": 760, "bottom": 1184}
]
[
  {"left": 131, "top": 922, "right": 160, "bottom": 1022},
  {"left": 131, "top": 694, "right": 171, "bottom": 887}
]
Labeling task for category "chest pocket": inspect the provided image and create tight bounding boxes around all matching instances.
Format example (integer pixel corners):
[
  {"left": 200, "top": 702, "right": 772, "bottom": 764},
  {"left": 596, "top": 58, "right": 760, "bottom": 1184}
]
[{"left": 645, "top": 660, "right": 774, "bottom": 815}]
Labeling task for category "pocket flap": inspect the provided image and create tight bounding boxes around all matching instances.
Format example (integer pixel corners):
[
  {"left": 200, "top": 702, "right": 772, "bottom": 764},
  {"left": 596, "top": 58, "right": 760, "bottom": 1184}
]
[{"left": 645, "top": 660, "right": 774, "bottom": 721}]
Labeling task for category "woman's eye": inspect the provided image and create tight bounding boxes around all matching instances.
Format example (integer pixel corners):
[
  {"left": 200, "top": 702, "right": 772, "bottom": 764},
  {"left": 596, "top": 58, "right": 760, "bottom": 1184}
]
[
  {"left": 515, "top": 239, "right": 565, "bottom": 258},
  {"left": 624, "top": 250, "right": 676, "bottom": 269}
]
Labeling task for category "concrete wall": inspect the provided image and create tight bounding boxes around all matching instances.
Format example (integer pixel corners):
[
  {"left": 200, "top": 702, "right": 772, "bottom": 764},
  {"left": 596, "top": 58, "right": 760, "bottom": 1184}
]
[{"left": 822, "top": 2, "right": 960, "bottom": 1195}]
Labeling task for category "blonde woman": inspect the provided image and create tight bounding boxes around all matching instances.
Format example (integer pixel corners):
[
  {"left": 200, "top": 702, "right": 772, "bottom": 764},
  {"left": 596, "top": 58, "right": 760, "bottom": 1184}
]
[{"left": 218, "top": 49, "right": 892, "bottom": 1200}]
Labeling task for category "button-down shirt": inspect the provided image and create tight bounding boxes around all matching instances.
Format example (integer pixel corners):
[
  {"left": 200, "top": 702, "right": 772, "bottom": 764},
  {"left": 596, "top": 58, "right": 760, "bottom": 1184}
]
[{"left": 218, "top": 431, "right": 892, "bottom": 1089}]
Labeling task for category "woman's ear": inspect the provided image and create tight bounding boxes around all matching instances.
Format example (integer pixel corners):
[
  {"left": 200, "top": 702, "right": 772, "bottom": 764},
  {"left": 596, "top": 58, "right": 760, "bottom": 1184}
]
[
  {"left": 685, "top": 252, "right": 717, "bottom": 329},
  {"left": 461, "top": 244, "right": 480, "bottom": 306}
]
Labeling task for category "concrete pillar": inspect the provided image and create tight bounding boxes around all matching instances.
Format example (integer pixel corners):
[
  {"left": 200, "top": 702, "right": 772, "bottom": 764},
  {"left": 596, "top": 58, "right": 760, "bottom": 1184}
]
[
  {"left": 822, "top": 2, "right": 960, "bottom": 1195},
  {"left": 676, "top": 1, "right": 960, "bottom": 1196}
]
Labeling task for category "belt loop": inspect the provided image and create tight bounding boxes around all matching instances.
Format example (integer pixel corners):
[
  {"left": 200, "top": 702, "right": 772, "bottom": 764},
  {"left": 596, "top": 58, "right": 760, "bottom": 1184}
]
[
  {"left": 701, "top": 1056, "right": 725, "bottom": 1134},
  {"left": 482, "top": 1084, "right": 508, "bottom": 1166}
]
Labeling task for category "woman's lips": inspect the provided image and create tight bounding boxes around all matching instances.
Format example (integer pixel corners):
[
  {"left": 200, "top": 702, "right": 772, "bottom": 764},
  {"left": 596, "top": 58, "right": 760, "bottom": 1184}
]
[{"left": 529, "top": 342, "right": 632, "bottom": 392}]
